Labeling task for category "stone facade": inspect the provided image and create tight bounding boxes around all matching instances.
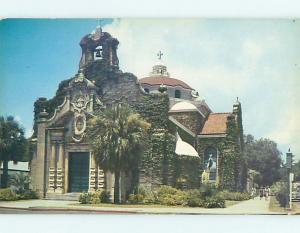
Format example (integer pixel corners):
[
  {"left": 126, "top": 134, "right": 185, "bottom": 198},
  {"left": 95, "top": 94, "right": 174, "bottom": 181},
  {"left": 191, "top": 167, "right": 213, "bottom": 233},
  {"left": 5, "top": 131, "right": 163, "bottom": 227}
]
[{"left": 30, "top": 27, "right": 246, "bottom": 200}]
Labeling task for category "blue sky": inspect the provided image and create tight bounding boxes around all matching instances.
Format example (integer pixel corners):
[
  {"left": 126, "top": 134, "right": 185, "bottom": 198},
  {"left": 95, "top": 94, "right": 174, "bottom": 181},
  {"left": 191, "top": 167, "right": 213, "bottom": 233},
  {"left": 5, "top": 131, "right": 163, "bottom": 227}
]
[{"left": 0, "top": 19, "right": 299, "bottom": 160}]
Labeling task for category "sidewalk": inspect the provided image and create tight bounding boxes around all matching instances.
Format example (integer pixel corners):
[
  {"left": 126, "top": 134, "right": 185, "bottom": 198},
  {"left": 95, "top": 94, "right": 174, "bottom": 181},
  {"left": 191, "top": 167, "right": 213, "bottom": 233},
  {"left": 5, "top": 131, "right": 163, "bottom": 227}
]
[{"left": 0, "top": 197, "right": 284, "bottom": 215}]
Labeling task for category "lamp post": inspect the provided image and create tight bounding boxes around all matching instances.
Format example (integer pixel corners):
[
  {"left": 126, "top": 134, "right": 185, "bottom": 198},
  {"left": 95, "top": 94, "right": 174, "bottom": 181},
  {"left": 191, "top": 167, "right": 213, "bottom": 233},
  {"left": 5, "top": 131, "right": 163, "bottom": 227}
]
[{"left": 286, "top": 148, "right": 293, "bottom": 210}]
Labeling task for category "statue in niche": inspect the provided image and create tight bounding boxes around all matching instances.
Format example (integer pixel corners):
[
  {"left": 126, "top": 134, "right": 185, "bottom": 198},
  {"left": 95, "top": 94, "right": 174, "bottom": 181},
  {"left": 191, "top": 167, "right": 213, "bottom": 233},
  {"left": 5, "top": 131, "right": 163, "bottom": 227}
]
[
  {"left": 201, "top": 155, "right": 216, "bottom": 184},
  {"left": 206, "top": 154, "right": 216, "bottom": 170}
]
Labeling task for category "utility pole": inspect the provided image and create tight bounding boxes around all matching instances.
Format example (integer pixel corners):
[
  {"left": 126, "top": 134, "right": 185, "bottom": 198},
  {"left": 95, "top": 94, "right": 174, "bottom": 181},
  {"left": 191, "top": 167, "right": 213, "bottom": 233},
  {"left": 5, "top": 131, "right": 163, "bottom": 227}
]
[{"left": 286, "top": 148, "right": 293, "bottom": 210}]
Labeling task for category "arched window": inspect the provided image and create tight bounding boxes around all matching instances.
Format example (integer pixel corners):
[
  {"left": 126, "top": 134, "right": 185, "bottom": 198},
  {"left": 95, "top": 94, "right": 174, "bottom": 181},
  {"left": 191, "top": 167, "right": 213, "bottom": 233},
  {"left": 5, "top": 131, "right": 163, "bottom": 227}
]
[
  {"left": 204, "top": 147, "right": 218, "bottom": 181},
  {"left": 144, "top": 88, "right": 149, "bottom": 93},
  {"left": 94, "top": 45, "right": 103, "bottom": 60},
  {"left": 175, "top": 90, "right": 181, "bottom": 98}
]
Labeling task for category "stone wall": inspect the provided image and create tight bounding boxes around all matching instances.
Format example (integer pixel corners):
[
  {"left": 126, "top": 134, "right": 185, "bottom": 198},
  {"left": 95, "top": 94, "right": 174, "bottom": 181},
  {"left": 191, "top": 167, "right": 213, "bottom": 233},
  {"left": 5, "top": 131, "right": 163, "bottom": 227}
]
[
  {"left": 196, "top": 111, "right": 246, "bottom": 191},
  {"left": 170, "top": 111, "right": 204, "bottom": 135}
]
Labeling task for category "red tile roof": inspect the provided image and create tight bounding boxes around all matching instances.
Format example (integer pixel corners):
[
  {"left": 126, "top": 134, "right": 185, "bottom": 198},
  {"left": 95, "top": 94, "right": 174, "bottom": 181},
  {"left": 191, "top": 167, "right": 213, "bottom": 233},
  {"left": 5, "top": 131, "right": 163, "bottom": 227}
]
[
  {"left": 199, "top": 113, "right": 231, "bottom": 135},
  {"left": 139, "top": 76, "right": 193, "bottom": 90}
]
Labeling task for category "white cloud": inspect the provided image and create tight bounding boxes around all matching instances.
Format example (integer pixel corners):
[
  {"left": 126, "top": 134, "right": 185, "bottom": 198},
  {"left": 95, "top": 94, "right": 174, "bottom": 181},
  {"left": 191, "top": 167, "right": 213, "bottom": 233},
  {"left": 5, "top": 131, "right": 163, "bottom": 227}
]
[
  {"left": 242, "top": 39, "right": 263, "bottom": 61},
  {"left": 25, "top": 128, "right": 34, "bottom": 138},
  {"left": 14, "top": 115, "right": 22, "bottom": 124}
]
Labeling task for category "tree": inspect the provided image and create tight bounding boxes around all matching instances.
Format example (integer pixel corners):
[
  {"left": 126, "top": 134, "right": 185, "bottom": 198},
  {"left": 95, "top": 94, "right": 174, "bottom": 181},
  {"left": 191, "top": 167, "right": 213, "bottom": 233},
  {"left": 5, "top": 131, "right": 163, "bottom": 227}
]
[
  {"left": 244, "top": 134, "right": 282, "bottom": 186},
  {"left": 9, "top": 173, "right": 30, "bottom": 195},
  {"left": 86, "top": 104, "right": 150, "bottom": 203},
  {"left": 0, "top": 116, "right": 27, "bottom": 188},
  {"left": 292, "top": 160, "right": 300, "bottom": 181}
]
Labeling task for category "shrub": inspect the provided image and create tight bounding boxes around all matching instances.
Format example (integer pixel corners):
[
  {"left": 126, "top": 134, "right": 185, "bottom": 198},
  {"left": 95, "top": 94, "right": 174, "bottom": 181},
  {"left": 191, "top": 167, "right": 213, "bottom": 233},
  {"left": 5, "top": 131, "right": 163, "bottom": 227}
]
[
  {"left": 128, "top": 185, "right": 151, "bottom": 204},
  {"left": 128, "top": 185, "right": 189, "bottom": 206},
  {"left": 274, "top": 183, "right": 288, "bottom": 207},
  {"left": 127, "top": 185, "right": 227, "bottom": 208},
  {"left": 79, "top": 192, "right": 93, "bottom": 204},
  {"left": 100, "top": 190, "right": 111, "bottom": 203},
  {"left": 17, "top": 190, "right": 38, "bottom": 200},
  {"left": 9, "top": 173, "right": 30, "bottom": 195},
  {"left": 199, "top": 184, "right": 217, "bottom": 198},
  {"left": 155, "top": 186, "right": 188, "bottom": 206},
  {"left": 0, "top": 188, "right": 18, "bottom": 201},
  {"left": 156, "top": 185, "right": 178, "bottom": 196},
  {"left": 144, "top": 191, "right": 159, "bottom": 204},
  {"left": 216, "top": 190, "right": 251, "bottom": 201},
  {"left": 185, "top": 189, "right": 204, "bottom": 207},
  {"left": 186, "top": 196, "right": 204, "bottom": 207},
  {"left": 79, "top": 190, "right": 111, "bottom": 204},
  {"left": 128, "top": 193, "right": 145, "bottom": 204},
  {"left": 204, "top": 196, "right": 225, "bottom": 208}
]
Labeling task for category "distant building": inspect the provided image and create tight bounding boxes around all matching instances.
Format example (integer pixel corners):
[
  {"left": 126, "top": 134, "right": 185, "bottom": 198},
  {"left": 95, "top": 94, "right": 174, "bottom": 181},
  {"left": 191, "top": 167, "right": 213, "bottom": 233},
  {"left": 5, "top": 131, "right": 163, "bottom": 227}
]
[
  {"left": 30, "top": 26, "right": 245, "bottom": 200},
  {"left": 0, "top": 161, "right": 29, "bottom": 181}
]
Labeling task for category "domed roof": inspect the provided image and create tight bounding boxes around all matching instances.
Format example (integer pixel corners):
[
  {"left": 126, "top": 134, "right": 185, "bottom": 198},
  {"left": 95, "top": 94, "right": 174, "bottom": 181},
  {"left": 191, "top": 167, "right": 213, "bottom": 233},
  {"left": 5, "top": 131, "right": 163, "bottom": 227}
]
[
  {"left": 140, "top": 52, "right": 193, "bottom": 90},
  {"left": 175, "top": 133, "right": 199, "bottom": 157},
  {"left": 139, "top": 76, "right": 193, "bottom": 90},
  {"left": 170, "top": 101, "right": 198, "bottom": 112}
]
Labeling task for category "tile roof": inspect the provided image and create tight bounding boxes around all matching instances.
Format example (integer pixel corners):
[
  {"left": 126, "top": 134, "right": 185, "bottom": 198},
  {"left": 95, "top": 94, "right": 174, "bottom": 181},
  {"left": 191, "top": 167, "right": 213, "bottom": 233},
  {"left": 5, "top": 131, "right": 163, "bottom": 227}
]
[
  {"left": 139, "top": 76, "right": 193, "bottom": 90},
  {"left": 199, "top": 113, "right": 231, "bottom": 135}
]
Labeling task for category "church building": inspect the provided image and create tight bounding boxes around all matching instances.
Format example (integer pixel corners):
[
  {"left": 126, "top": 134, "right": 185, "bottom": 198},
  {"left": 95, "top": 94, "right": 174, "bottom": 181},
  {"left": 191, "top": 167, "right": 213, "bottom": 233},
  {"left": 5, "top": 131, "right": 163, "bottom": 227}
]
[{"left": 30, "top": 26, "right": 246, "bottom": 201}]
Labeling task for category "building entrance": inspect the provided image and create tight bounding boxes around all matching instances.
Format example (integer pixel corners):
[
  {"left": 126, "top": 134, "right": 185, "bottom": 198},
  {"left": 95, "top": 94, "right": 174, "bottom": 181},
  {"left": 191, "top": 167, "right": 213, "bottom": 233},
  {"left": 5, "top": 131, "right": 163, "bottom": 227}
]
[{"left": 69, "top": 152, "right": 89, "bottom": 192}]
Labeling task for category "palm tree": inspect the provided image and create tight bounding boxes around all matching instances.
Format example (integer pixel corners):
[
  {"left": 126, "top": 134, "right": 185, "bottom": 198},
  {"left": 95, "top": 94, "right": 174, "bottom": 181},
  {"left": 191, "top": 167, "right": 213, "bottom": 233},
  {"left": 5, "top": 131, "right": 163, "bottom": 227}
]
[
  {"left": 87, "top": 104, "right": 150, "bottom": 203},
  {"left": 0, "top": 116, "right": 27, "bottom": 188},
  {"left": 9, "top": 173, "right": 30, "bottom": 194}
]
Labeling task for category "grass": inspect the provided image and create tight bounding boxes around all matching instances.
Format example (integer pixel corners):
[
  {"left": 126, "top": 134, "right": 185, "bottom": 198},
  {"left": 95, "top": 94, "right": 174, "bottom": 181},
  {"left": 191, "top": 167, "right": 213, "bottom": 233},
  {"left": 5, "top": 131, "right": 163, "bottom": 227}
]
[
  {"left": 225, "top": 200, "right": 242, "bottom": 207},
  {"left": 269, "top": 196, "right": 287, "bottom": 213},
  {"left": 73, "top": 203, "right": 194, "bottom": 208},
  {"left": 292, "top": 202, "right": 300, "bottom": 214},
  {"left": 269, "top": 196, "right": 300, "bottom": 214},
  {"left": 74, "top": 200, "right": 243, "bottom": 208}
]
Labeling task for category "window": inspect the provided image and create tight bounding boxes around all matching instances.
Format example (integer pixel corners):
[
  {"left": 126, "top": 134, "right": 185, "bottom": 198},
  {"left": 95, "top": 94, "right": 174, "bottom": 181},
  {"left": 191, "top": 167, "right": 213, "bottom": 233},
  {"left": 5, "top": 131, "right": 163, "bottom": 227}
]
[
  {"left": 144, "top": 88, "right": 149, "bottom": 93},
  {"left": 175, "top": 90, "right": 181, "bottom": 98},
  {"left": 94, "top": 46, "right": 103, "bottom": 60},
  {"left": 204, "top": 147, "right": 218, "bottom": 181}
]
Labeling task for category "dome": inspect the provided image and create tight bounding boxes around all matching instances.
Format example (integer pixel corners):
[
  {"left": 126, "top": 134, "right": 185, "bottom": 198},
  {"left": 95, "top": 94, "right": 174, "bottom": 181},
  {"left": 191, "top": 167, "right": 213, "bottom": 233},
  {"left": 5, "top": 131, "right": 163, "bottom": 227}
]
[
  {"left": 170, "top": 101, "right": 198, "bottom": 112},
  {"left": 175, "top": 133, "right": 199, "bottom": 157},
  {"left": 139, "top": 76, "right": 193, "bottom": 90}
]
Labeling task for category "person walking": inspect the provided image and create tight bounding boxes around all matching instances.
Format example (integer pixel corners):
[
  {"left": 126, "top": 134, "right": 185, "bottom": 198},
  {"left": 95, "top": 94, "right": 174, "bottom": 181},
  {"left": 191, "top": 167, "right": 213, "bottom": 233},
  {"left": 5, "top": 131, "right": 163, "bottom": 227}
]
[
  {"left": 263, "top": 187, "right": 267, "bottom": 200},
  {"left": 265, "top": 186, "right": 270, "bottom": 200},
  {"left": 259, "top": 187, "right": 264, "bottom": 200}
]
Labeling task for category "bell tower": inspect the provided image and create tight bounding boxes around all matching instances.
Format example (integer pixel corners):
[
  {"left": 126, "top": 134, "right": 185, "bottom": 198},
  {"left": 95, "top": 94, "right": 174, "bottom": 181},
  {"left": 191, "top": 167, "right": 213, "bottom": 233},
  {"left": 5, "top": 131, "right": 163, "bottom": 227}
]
[{"left": 79, "top": 26, "right": 119, "bottom": 68}]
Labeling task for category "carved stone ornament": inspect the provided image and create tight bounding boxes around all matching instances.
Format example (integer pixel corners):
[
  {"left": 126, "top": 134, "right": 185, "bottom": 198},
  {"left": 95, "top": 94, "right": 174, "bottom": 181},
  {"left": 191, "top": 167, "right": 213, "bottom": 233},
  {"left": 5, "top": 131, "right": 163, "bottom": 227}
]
[
  {"left": 95, "top": 96, "right": 104, "bottom": 107},
  {"left": 71, "top": 93, "right": 90, "bottom": 142},
  {"left": 72, "top": 112, "right": 86, "bottom": 143},
  {"left": 191, "top": 90, "right": 200, "bottom": 98},
  {"left": 74, "top": 112, "right": 86, "bottom": 135},
  {"left": 74, "top": 72, "right": 84, "bottom": 83},
  {"left": 71, "top": 94, "right": 89, "bottom": 113}
]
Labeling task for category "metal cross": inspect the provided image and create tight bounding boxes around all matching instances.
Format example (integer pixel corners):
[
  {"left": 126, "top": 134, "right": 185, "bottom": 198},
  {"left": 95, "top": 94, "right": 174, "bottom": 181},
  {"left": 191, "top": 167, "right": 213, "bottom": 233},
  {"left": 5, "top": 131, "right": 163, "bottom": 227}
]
[
  {"left": 96, "top": 18, "right": 103, "bottom": 32},
  {"left": 157, "top": 51, "right": 163, "bottom": 60}
]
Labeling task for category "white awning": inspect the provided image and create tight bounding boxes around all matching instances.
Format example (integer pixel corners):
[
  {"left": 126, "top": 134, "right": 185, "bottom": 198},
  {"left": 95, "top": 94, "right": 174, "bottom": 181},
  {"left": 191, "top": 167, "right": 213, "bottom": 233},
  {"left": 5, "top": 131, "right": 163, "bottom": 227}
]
[{"left": 175, "top": 132, "right": 199, "bottom": 157}]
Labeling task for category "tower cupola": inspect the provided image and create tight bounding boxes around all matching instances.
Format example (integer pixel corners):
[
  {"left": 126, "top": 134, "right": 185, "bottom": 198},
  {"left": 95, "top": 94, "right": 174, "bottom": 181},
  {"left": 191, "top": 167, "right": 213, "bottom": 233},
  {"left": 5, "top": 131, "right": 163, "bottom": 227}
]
[
  {"left": 79, "top": 26, "right": 119, "bottom": 68},
  {"left": 150, "top": 50, "right": 169, "bottom": 77}
]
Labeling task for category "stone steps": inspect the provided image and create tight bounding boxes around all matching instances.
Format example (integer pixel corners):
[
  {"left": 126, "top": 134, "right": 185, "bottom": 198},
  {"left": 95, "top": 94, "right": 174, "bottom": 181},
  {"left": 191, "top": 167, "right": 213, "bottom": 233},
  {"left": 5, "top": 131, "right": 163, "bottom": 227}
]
[{"left": 45, "top": 192, "right": 81, "bottom": 201}]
